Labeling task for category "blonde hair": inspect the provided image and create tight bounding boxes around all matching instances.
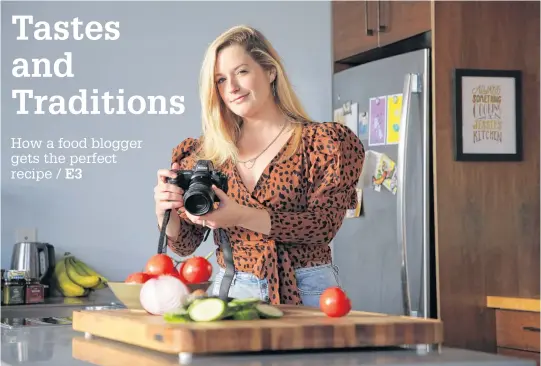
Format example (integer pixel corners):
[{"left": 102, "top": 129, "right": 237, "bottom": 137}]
[{"left": 197, "top": 25, "right": 314, "bottom": 167}]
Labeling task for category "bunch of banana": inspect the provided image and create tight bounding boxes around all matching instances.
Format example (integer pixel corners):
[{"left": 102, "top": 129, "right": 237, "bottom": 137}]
[{"left": 54, "top": 254, "right": 109, "bottom": 297}]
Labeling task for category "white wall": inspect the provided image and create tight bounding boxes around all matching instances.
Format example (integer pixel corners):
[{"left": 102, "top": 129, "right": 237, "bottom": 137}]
[{"left": 1, "top": 1, "right": 333, "bottom": 280}]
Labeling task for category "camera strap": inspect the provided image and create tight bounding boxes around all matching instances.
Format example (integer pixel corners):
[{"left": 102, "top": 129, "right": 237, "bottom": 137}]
[
  {"left": 217, "top": 228, "right": 235, "bottom": 301},
  {"left": 158, "top": 213, "right": 234, "bottom": 301},
  {"left": 157, "top": 209, "right": 172, "bottom": 254}
]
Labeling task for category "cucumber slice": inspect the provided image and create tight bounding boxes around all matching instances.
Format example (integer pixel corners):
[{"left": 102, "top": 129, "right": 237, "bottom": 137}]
[
  {"left": 188, "top": 298, "right": 227, "bottom": 322},
  {"left": 233, "top": 308, "right": 260, "bottom": 320},
  {"left": 255, "top": 304, "right": 284, "bottom": 319},
  {"left": 164, "top": 314, "right": 190, "bottom": 323},
  {"left": 164, "top": 308, "right": 190, "bottom": 323},
  {"left": 229, "top": 297, "right": 261, "bottom": 305},
  {"left": 226, "top": 302, "right": 242, "bottom": 311}
]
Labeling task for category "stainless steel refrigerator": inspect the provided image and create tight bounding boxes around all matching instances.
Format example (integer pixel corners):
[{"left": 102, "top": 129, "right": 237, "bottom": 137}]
[{"left": 331, "top": 48, "right": 435, "bottom": 319}]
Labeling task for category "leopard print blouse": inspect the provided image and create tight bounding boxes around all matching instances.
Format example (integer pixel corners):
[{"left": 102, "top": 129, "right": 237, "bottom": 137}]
[{"left": 167, "top": 121, "right": 365, "bottom": 305}]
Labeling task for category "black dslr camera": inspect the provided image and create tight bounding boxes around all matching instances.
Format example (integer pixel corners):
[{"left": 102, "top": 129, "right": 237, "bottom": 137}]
[{"left": 166, "top": 160, "right": 228, "bottom": 216}]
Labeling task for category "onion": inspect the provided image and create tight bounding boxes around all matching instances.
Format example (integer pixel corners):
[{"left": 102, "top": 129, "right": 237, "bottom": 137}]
[{"left": 139, "top": 274, "right": 190, "bottom": 315}]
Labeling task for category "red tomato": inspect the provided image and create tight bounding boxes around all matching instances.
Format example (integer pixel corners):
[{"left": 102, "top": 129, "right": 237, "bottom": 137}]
[
  {"left": 125, "top": 272, "right": 151, "bottom": 284},
  {"left": 176, "top": 262, "right": 188, "bottom": 284},
  {"left": 319, "top": 287, "right": 352, "bottom": 318},
  {"left": 144, "top": 254, "right": 175, "bottom": 276},
  {"left": 181, "top": 257, "right": 212, "bottom": 284}
]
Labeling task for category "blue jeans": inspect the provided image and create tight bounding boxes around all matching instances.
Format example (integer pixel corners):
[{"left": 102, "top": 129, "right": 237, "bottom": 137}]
[{"left": 210, "top": 263, "right": 341, "bottom": 307}]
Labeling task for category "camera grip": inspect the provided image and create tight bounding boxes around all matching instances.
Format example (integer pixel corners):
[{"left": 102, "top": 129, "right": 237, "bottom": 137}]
[
  {"left": 211, "top": 172, "right": 229, "bottom": 195},
  {"left": 166, "top": 169, "right": 192, "bottom": 189}
]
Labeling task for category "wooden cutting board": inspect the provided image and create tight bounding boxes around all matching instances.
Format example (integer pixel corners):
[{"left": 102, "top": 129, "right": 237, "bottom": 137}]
[{"left": 71, "top": 305, "right": 443, "bottom": 355}]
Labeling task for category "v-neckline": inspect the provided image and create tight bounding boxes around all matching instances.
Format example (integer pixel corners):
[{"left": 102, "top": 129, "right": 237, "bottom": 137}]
[{"left": 233, "top": 130, "right": 295, "bottom": 197}]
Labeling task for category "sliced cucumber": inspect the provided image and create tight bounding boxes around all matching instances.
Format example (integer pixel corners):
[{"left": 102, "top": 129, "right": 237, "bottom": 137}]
[
  {"left": 226, "top": 302, "right": 241, "bottom": 311},
  {"left": 162, "top": 296, "right": 283, "bottom": 323},
  {"left": 164, "top": 314, "right": 190, "bottom": 323},
  {"left": 188, "top": 298, "right": 227, "bottom": 322},
  {"left": 255, "top": 304, "right": 284, "bottom": 319},
  {"left": 164, "top": 308, "right": 190, "bottom": 323},
  {"left": 229, "top": 297, "right": 261, "bottom": 306},
  {"left": 233, "top": 308, "right": 260, "bottom": 320}
]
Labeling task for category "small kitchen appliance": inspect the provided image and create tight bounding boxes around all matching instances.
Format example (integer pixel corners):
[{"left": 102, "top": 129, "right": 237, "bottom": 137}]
[{"left": 10, "top": 242, "right": 56, "bottom": 297}]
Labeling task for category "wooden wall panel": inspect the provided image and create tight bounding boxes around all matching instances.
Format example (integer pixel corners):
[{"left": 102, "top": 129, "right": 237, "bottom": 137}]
[{"left": 432, "top": 1, "right": 540, "bottom": 352}]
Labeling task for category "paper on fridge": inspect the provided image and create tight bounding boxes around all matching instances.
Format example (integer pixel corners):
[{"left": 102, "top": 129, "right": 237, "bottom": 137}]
[
  {"left": 334, "top": 102, "right": 359, "bottom": 136},
  {"left": 358, "top": 111, "right": 369, "bottom": 141},
  {"left": 386, "top": 94, "right": 402, "bottom": 145},
  {"left": 344, "top": 102, "right": 358, "bottom": 136},
  {"left": 333, "top": 107, "right": 345, "bottom": 124},
  {"left": 368, "top": 97, "right": 386, "bottom": 146},
  {"left": 356, "top": 150, "right": 398, "bottom": 194}
]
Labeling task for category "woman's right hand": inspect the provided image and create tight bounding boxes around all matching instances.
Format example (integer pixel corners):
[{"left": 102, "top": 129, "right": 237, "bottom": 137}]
[{"left": 154, "top": 162, "right": 185, "bottom": 221}]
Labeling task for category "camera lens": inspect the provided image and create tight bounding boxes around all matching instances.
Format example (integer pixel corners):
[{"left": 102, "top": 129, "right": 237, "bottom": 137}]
[
  {"left": 184, "top": 194, "right": 211, "bottom": 215},
  {"left": 183, "top": 182, "right": 215, "bottom": 216}
]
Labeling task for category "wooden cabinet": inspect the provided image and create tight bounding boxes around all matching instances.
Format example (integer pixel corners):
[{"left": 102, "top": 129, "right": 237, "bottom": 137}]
[
  {"left": 332, "top": 0, "right": 431, "bottom": 62},
  {"left": 496, "top": 310, "right": 540, "bottom": 365},
  {"left": 377, "top": 1, "right": 431, "bottom": 48},
  {"left": 487, "top": 297, "right": 540, "bottom": 366},
  {"left": 435, "top": 1, "right": 540, "bottom": 356},
  {"left": 332, "top": 0, "right": 378, "bottom": 61}
]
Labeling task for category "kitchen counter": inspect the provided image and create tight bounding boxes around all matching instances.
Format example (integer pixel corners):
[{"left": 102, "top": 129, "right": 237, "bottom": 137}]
[
  {"left": 1, "top": 290, "right": 122, "bottom": 319},
  {"left": 487, "top": 296, "right": 541, "bottom": 312},
  {"left": 0, "top": 289, "right": 123, "bottom": 328},
  {"left": 1, "top": 321, "right": 536, "bottom": 366},
  {"left": 0, "top": 290, "right": 536, "bottom": 366}
]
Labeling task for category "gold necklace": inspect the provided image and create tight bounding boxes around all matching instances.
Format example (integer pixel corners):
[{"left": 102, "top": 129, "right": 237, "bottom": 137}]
[{"left": 238, "top": 123, "right": 288, "bottom": 169}]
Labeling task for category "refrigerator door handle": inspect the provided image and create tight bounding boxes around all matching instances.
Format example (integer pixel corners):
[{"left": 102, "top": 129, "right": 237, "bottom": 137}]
[{"left": 397, "top": 73, "right": 421, "bottom": 317}]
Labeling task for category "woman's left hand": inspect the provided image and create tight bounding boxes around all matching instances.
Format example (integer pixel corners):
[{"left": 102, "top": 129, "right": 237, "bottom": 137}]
[{"left": 185, "top": 185, "right": 245, "bottom": 230}]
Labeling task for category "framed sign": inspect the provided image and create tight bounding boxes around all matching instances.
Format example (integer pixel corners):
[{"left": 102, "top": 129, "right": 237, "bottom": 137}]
[{"left": 452, "top": 68, "right": 522, "bottom": 161}]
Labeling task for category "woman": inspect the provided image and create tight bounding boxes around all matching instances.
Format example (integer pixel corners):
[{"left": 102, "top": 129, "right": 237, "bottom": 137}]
[{"left": 154, "top": 25, "right": 365, "bottom": 307}]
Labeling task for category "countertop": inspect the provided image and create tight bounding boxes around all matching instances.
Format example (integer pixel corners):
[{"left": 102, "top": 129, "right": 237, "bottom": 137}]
[
  {"left": 0, "top": 290, "right": 537, "bottom": 366},
  {"left": 1, "top": 325, "right": 537, "bottom": 366},
  {"left": 1, "top": 291, "right": 120, "bottom": 309},
  {"left": 0, "top": 290, "right": 122, "bottom": 320},
  {"left": 487, "top": 296, "right": 541, "bottom": 312}
]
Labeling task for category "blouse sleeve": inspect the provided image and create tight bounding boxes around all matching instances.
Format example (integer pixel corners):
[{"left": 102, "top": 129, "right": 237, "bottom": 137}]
[
  {"left": 165, "top": 137, "right": 206, "bottom": 256},
  {"left": 266, "top": 122, "right": 365, "bottom": 245}
]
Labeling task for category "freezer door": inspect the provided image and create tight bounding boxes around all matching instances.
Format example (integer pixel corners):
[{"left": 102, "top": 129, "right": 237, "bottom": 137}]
[{"left": 331, "top": 49, "right": 430, "bottom": 317}]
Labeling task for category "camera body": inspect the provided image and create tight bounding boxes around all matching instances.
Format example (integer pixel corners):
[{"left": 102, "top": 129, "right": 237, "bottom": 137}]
[{"left": 166, "top": 160, "right": 228, "bottom": 216}]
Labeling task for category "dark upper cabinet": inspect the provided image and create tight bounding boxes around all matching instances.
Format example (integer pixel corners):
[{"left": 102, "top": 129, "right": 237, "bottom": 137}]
[
  {"left": 333, "top": 0, "right": 431, "bottom": 63},
  {"left": 377, "top": 0, "right": 431, "bottom": 48},
  {"left": 332, "top": 0, "right": 379, "bottom": 61}
]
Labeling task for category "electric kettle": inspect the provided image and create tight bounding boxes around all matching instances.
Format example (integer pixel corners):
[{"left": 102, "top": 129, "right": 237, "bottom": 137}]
[{"left": 10, "top": 242, "right": 56, "bottom": 296}]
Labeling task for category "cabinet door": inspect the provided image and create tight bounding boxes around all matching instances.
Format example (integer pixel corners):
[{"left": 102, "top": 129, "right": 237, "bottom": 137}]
[
  {"left": 377, "top": 0, "right": 431, "bottom": 48},
  {"left": 333, "top": 0, "right": 379, "bottom": 61}
]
